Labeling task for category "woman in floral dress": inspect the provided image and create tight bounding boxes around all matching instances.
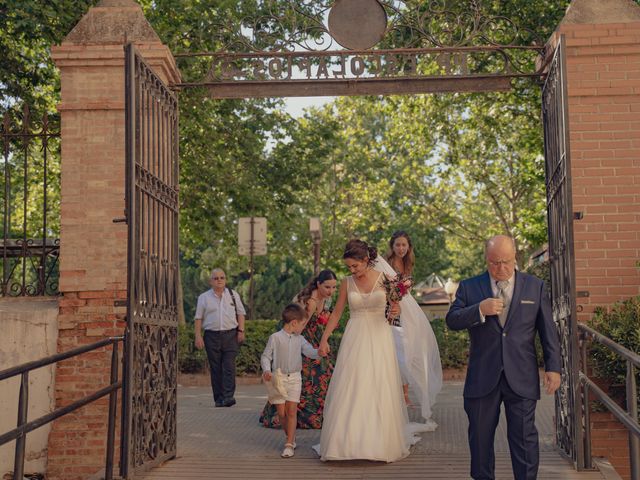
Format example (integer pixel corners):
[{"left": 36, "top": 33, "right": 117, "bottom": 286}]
[{"left": 260, "top": 269, "right": 338, "bottom": 429}]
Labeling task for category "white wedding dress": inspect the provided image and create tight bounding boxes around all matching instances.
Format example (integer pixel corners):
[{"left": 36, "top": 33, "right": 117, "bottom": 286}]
[{"left": 314, "top": 274, "right": 422, "bottom": 462}]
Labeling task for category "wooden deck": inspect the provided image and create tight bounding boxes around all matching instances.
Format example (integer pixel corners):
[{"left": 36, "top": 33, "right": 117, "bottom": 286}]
[
  {"left": 139, "top": 453, "right": 606, "bottom": 479},
  {"left": 138, "top": 383, "right": 612, "bottom": 480}
]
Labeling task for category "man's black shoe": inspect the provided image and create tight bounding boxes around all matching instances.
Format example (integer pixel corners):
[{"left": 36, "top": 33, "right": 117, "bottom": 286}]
[
  {"left": 223, "top": 398, "right": 236, "bottom": 407},
  {"left": 215, "top": 400, "right": 224, "bottom": 407}
]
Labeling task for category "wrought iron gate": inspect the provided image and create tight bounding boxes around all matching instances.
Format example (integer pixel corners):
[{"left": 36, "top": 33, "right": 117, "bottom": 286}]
[
  {"left": 122, "top": 43, "right": 179, "bottom": 477},
  {"left": 542, "top": 35, "right": 584, "bottom": 468}
]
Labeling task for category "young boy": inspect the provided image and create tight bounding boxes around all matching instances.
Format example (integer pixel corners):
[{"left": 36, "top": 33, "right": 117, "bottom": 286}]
[{"left": 261, "top": 303, "right": 320, "bottom": 458}]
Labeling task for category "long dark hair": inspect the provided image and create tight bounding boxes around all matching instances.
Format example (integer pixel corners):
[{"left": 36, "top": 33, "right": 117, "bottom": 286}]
[
  {"left": 343, "top": 239, "right": 377, "bottom": 267},
  {"left": 296, "top": 269, "right": 337, "bottom": 305},
  {"left": 385, "top": 230, "right": 415, "bottom": 276}
]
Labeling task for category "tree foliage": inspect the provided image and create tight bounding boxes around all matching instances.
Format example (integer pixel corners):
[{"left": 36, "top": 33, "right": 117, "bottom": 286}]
[{"left": 6, "top": 0, "right": 633, "bottom": 316}]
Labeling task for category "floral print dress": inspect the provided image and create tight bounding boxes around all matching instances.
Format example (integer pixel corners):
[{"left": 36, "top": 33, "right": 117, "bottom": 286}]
[{"left": 259, "top": 309, "right": 335, "bottom": 429}]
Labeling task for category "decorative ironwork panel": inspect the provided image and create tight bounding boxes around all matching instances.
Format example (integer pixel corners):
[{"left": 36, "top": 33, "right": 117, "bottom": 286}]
[
  {"left": 541, "top": 36, "right": 583, "bottom": 467},
  {"left": 208, "top": 0, "right": 542, "bottom": 53},
  {"left": 122, "top": 44, "right": 179, "bottom": 477},
  {"left": 175, "top": 0, "right": 546, "bottom": 97},
  {"left": 1, "top": 105, "right": 60, "bottom": 296}
]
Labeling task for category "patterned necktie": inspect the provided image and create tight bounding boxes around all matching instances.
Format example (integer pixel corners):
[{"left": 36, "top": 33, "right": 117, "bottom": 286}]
[{"left": 496, "top": 280, "right": 510, "bottom": 327}]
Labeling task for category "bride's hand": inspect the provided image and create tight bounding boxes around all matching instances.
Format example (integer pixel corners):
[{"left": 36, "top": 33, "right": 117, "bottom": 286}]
[
  {"left": 318, "top": 340, "right": 330, "bottom": 357},
  {"left": 389, "top": 301, "right": 401, "bottom": 318}
]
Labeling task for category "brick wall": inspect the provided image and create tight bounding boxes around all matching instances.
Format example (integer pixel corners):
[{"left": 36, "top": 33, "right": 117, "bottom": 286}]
[
  {"left": 558, "top": 22, "right": 640, "bottom": 322},
  {"left": 590, "top": 411, "right": 632, "bottom": 479}
]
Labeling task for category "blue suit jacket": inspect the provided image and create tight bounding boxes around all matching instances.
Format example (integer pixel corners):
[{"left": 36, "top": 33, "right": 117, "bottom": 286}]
[{"left": 445, "top": 271, "right": 561, "bottom": 400}]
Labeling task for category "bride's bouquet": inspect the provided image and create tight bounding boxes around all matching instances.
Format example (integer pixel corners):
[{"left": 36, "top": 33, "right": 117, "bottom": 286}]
[{"left": 382, "top": 274, "right": 413, "bottom": 324}]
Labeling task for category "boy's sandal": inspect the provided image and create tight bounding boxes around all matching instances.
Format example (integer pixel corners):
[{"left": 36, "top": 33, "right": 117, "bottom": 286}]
[{"left": 281, "top": 443, "right": 295, "bottom": 458}]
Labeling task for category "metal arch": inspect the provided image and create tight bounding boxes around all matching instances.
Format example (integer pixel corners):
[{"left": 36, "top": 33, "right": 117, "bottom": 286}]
[
  {"left": 122, "top": 43, "right": 180, "bottom": 478},
  {"left": 541, "top": 35, "right": 583, "bottom": 469},
  {"left": 171, "top": 0, "right": 547, "bottom": 97}
]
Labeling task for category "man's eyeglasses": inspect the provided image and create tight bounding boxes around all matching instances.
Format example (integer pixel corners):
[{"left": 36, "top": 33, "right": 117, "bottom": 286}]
[
  {"left": 488, "top": 260, "right": 515, "bottom": 267},
  {"left": 212, "top": 276, "right": 225, "bottom": 280}
]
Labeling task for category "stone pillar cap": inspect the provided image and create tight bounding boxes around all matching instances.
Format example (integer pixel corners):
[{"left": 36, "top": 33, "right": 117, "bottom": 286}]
[
  {"left": 63, "top": 0, "right": 162, "bottom": 45},
  {"left": 561, "top": 0, "right": 640, "bottom": 24}
]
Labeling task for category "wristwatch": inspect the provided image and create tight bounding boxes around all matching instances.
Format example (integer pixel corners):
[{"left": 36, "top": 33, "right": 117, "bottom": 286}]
[{"left": 237, "top": 328, "right": 244, "bottom": 333}]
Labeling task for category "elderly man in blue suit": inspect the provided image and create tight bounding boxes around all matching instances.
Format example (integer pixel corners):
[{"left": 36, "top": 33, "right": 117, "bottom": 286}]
[{"left": 446, "top": 235, "right": 561, "bottom": 480}]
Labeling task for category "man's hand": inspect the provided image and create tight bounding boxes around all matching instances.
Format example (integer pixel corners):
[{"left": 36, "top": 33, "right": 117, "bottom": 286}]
[
  {"left": 237, "top": 331, "right": 245, "bottom": 344},
  {"left": 194, "top": 335, "right": 204, "bottom": 350},
  {"left": 544, "top": 371, "right": 561, "bottom": 395},
  {"left": 479, "top": 297, "right": 505, "bottom": 316},
  {"left": 262, "top": 371, "right": 272, "bottom": 382}
]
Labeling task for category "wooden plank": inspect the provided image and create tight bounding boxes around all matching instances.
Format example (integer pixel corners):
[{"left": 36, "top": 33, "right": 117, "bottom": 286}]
[{"left": 138, "top": 453, "right": 605, "bottom": 480}]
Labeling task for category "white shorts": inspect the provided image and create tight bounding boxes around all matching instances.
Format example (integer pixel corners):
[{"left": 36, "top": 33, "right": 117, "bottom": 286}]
[{"left": 269, "top": 371, "right": 302, "bottom": 405}]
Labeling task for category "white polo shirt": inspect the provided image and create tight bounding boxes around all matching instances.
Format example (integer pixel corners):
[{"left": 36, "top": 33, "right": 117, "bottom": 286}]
[{"left": 195, "top": 288, "right": 246, "bottom": 331}]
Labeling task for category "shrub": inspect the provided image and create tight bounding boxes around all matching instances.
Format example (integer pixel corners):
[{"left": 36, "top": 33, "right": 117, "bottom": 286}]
[
  {"left": 178, "top": 323, "right": 208, "bottom": 373},
  {"left": 178, "top": 319, "right": 344, "bottom": 376},
  {"left": 588, "top": 296, "right": 640, "bottom": 411},
  {"left": 431, "top": 318, "right": 469, "bottom": 369},
  {"left": 179, "top": 318, "right": 474, "bottom": 375},
  {"left": 236, "top": 320, "right": 279, "bottom": 375}
]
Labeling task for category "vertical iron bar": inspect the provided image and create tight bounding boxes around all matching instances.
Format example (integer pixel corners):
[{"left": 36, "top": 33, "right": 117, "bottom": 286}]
[
  {"left": 105, "top": 340, "right": 119, "bottom": 480},
  {"left": 21, "top": 106, "right": 30, "bottom": 295},
  {"left": 581, "top": 334, "right": 592, "bottom": 469},
  {"left": 151, "top": 88, "right": 157, "bottom": 310},
  {"left": 13, "top": 372, "right": 29, "bottom": 480},
  {"left": 249, "top": 217, "right": 255, "bottom": 320},
  {"left": 41, "top": 113, "right": 49, "bottom": 295},
  {"left": 627, "top": 361, "right": 639, "bottom": 480},
  {"left": 121, "top": 42, "right": 136, "bottom": 479},
  {"left": 2, "top": 113, "right": 10, "bottom": 295}
]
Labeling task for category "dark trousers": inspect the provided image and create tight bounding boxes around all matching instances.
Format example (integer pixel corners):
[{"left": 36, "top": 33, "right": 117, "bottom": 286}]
[
  {"left": 464, "top": 373, "right": 539, "bottom": 480},
  {"left": 203, "top": 329, "right": 239, "bottom": 403}
]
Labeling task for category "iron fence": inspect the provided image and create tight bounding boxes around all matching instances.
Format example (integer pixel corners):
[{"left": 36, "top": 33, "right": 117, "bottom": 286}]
[
  {"left": 0, "top": 336, "right": 124, "bottom": 480},
  {"left": 1, "top": 105, "right": 60, "bottom": 296},
  {"left": 579, "top": 323, "right": 640, "bottom": 480}
]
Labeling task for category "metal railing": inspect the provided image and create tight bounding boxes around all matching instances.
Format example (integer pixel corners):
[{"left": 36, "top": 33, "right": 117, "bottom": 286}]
[
  {"left": 1, "top": 105, "right": 60, "bottom": 296},
  {"left": 0, "top": 336, "right": 123, "bottom": 480},
  {"left": 578, "top": 323, "right": 640, "bottom": 480}
]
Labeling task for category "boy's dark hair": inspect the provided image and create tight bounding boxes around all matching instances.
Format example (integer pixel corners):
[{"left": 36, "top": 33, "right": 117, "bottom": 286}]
[{"left": 282, "top": 303, "right": 306, "bottom": 324}]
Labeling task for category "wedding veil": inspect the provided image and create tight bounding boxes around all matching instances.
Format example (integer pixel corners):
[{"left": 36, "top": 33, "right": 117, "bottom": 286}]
[{"left": 373, "top": 256, "right": 443, "bottom": 422}]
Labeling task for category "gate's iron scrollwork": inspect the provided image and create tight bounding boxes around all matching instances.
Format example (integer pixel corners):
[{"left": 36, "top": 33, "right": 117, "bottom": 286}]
[
  {"left": 541, "top": 35, "right": 583, "bottom": 468},
  {"left": 175, "top": 0, "right": 545, "bottom": 97},
  {"left": 1, "top": 106, "right": 60, "bottom": 297},
  {"left": 122, "top": 43, "right": 179, "bottom": 477}
]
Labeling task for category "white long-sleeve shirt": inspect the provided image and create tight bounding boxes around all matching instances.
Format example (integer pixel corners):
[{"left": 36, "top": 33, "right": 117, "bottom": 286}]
[{"left": 261, "top": 329, "right": 319, "bottom": 375}]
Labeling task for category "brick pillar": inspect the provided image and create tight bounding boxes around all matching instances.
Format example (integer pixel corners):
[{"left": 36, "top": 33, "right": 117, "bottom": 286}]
[
  {"left": 546, "top": 1, "right": 640, "bottom": 478},
  {"left": 547, "top": 0, "right": 640, "bottom": 321},
  {"left": 49, "top": 1, "right": 180, "bottom": 479}
]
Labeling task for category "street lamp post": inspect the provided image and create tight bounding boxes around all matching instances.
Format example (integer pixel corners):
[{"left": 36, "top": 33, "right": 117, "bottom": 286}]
[{"left": 309, "top": 217, "right": 322, "bottom": 276}]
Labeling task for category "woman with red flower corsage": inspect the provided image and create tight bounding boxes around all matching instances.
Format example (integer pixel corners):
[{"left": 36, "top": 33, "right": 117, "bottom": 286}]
[{"left": 260, "top": 269, "right": 338, "bottom": 429}]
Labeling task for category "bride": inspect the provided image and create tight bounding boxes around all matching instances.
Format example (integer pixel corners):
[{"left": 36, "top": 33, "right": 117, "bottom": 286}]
[{"left": 315, "top": 239, "right": 428, "bottom": 462}]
